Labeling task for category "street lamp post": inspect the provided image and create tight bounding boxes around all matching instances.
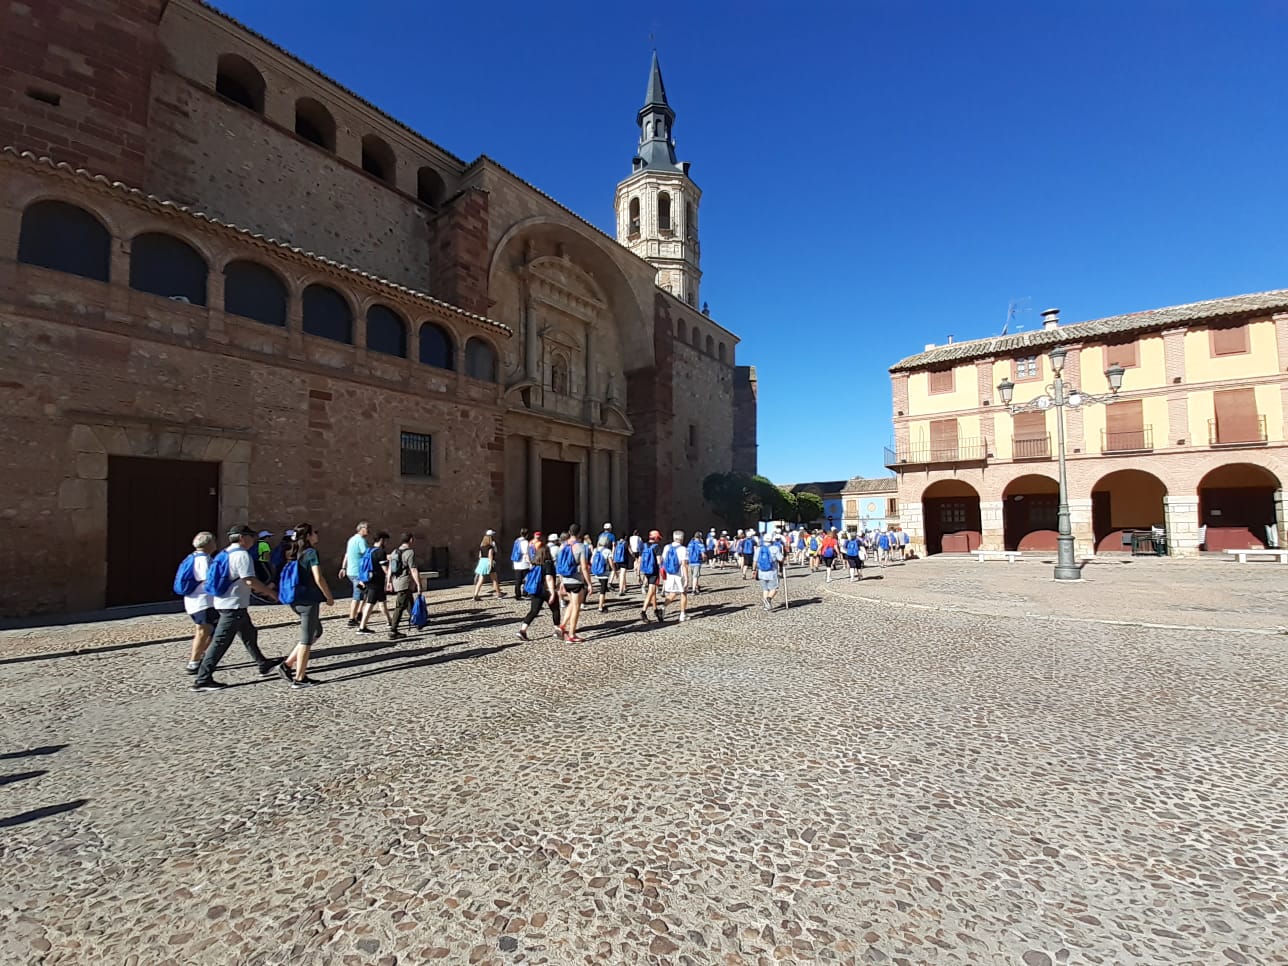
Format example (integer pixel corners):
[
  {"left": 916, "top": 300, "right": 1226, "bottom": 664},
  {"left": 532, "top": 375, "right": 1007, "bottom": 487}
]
[{"left": 998, "top": 345, "right": 1126, "bottom": 582}]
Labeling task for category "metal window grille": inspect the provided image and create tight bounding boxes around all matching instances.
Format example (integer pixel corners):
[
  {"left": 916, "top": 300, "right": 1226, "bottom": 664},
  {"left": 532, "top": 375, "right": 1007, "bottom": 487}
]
[{"left": 400, "top": 432, "right": 433, "bottom": 478}]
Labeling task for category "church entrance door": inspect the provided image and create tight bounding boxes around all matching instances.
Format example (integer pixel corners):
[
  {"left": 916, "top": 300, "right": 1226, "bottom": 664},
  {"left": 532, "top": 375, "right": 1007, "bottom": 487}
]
[{"left": 541, "top": 459, "right": 578, "bottom": 533}]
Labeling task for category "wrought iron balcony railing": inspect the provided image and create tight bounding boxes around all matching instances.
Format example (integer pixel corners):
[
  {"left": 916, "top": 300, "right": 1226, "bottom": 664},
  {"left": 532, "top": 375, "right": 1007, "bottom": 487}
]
[
  {"left": 1209, "top": 415, "right": 1267, "bottom": 446},
  {"left": 1012, "top": 434, "right": 1051, "bottom": 460},
  {"left": 884, "top": 437, "right": 988, "bottom": 468},
  {"left": 1101, "top": 426, "right": 1154, "bottom": 453}
]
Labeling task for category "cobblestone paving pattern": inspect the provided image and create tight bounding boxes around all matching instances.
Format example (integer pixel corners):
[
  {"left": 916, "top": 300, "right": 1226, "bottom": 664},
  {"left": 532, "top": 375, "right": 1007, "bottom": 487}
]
[{"left": 1, "top": 560, "right": 1285, "bottom": 965}]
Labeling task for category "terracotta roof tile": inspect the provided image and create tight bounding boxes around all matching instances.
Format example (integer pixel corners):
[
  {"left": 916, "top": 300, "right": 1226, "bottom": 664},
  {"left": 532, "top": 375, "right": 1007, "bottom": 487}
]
[
  {"left": 889, "top": 289, "right": 1288, "bottom": 372},
  {"left": 841, "top": 477, "right": 898, "bottom": 495}
]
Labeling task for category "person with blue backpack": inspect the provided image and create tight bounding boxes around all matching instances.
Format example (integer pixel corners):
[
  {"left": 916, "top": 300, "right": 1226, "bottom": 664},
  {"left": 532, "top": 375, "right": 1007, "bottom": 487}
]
[
  {"left": 843, "top": 531, "right": 864, "bottom": 582},
  {"left": 659, "top": 530, "right": 691, "bottom": 623},
  {"left": 555, "top": 524, "right": 591, "bottom": 642},
  {"left": 590, "top": 533, "right": 613, "bottom": 614},
  {"left": 355, "top": 532, "right": 393, "bottom": 634},
  {"left": 637, "top": 529, "right": 663, "bottom": 623},
  {"left": 510, "top": 528, "right": 532, "bottom": 600},
  {"left": 613, "top": 529, "right": 634, "bottom": 596},
  {"left": 191, "top": 525, "right": 281, "bottom": 692},
  {"left": 756, "top": 532, "right": 785, "bottom": 612},
  {"left": 174, "top": 531, "right": 217, "bottom": 675},
  {"left": 341, "top": 521, "right": 371, "bottom": 628},
  {"left": 516, "top": 533, "right": 559, "bottom": 642},
  {"left": 686, "top": 530, "right": 706, "bottom": 595},
  {"left": 274, "top": 522, "right": 335, "bottom": 689}
]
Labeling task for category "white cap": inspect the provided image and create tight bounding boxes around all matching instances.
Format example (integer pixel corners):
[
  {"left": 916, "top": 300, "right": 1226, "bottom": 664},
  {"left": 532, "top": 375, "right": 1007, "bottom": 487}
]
[
  {"left": 603, "top": 522, "right": 612, "bottom": 529},
  {"left": 285, "top": 529, "right": 296, "bottom": 539},
  {"left": 257, "top": 529, "right": 272, "bottom": 538},
  {"left": 485, "top": 529, "right": 495, "bottom": 536}
]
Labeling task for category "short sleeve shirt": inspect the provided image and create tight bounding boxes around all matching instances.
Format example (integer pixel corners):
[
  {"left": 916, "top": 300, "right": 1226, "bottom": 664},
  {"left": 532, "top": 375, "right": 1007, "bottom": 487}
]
[
  {"left": 182, "top": 553, "right": 212, "bottom": 615},
  {"left": 391, "top": 547, "right": 416, "bottom": 593},
  {"left": 345, "top": 534, "right": 367, "bottom": 576},
  {"left": 757, "top": 544, "right": 784, "bottom": 578},
  {"left": 214, "top": 544, "right": 254, "bottom": 610}
]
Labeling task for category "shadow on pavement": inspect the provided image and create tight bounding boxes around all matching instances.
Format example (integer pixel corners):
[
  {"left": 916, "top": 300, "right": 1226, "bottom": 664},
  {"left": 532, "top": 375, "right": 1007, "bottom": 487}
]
[
  {"left": 0, "top": 799, "right": 90, "bottom": 829},
  {"left": 326, "top": 642, "right": 522, "bottom": 684},
  {"left": 0, "top": 770, "right": 48, "bottom": 787},
  {"left": 0, "top": 621, "right": 298, "bottom": 667},
  {"left": 0, "top": 745, "right": 68, "bottom": 761}
]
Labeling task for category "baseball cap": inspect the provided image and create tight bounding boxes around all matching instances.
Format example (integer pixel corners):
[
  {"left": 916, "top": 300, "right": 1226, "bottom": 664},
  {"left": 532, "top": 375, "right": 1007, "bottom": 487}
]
[
  {"left": 227, "top": 524, "right": 254, "bottom": 540},
  {"left": 485, "top": 529, "right": 495, "bottom": 536},
  {"left": 648, "top": 529, "right": 662, "bottom": 542},
  {"left": 285, "top": 529, "right": 296, "bottom": 539},
  {"left": 257, "top": 529, "right": 272, "bottom": 538},
  {"left": 532, "top": 531, "right": 544, "bottom": 539},
  {"left": 603, "top": 522, "right": 612, "bottom": 529}
]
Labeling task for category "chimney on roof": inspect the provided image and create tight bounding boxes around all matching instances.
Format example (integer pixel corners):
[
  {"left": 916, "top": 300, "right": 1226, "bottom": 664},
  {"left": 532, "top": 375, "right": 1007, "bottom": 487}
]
[
  {"left": 1042, "top": 307, "right": 1060, "bottom": 330},
  {"left": 946, "top": 334, "right": 954, "bottom": 344}
]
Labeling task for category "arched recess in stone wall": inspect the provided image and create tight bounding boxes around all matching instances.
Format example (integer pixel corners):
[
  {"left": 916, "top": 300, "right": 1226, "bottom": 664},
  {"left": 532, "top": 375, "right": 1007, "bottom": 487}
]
[{"left": 487, "top": 216, "right": 649, "bottom": 388}]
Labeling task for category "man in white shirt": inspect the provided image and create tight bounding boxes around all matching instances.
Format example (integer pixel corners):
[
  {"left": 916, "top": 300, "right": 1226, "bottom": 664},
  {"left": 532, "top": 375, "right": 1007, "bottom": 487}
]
[
  {"left": 182, "top": 531, "right": 217, "bottom": 675},
  {"left": 192, "top": 525, "right": 280, "bottom": 691}
]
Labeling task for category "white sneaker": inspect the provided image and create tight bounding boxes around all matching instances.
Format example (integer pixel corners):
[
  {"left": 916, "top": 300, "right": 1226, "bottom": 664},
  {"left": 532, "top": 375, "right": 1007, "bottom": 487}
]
[{"left": 679, "top": 612, "right": 688, "bottom": 622}]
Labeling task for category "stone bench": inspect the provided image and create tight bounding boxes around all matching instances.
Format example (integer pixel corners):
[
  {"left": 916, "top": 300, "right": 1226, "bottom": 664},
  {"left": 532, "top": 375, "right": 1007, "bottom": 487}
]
[
  {"left": 972, "top": 550, "right": 1022, "bottom": 563},
  {"left": 1224, "top": 548, "right": 1288, "bottom": 564}
]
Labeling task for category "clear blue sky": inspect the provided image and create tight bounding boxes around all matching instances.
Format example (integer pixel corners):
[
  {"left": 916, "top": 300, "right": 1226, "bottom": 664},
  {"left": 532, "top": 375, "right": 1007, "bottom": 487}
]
[{"left": 215, "top": 0, "right": 1288, "bottom": 484}]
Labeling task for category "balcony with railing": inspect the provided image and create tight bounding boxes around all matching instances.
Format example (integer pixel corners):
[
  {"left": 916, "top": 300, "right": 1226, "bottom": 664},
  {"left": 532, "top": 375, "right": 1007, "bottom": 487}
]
[
  {"left": 1209, "top": 415, "right": 1268, "bottom": 447},
  {"left": 884, "top": 437, "right": 988, "bottom": 468},
  {"left": 1012, "top": 434, "right": 1051, "bottom": 460},
  {"left": 1101, "top": 426, "right": 1155, "bottom": 453}
]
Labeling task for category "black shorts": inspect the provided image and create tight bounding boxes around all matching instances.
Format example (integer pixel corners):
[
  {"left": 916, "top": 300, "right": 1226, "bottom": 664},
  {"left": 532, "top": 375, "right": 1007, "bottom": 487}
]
[
  {"left": 741, "top": 553, "right": 754, "bottom": 567},
  {"left": 362, "top": 582, "right": 387, "bottom": 604}
]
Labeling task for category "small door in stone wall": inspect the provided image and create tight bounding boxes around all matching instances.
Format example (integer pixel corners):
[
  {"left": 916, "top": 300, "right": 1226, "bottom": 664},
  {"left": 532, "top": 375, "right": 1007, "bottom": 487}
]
[{"left": 106, "top": 456, "right": 220, "bottom": 607}]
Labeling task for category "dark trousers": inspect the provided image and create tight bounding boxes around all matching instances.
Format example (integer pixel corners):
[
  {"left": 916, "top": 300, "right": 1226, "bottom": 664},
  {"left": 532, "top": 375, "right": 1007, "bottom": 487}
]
[
  {"left": 196, "top": 608, "right": 268, "bottom": 684},
  {"left": 523, "top": 592, "right": 560, "bottom": 627},
  {"left": 514, "top": 568, "right": 528, "bottom": 598},
  {"left": 390, "top": 589, "right": 414, "bottom": 633}
]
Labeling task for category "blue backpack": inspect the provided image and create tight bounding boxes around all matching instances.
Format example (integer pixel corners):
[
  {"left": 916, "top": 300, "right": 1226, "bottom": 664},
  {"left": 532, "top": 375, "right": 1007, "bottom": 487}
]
[
  {"left": 591, "top": 548, "right": 608, "bottom": 577},
  {"left": 277, "top": 560, "right": 301, "bottom": 605},
  {"left": 663, "top": 544, "right": 681, "bottom": 575},
  {"left": 204, "top": 548, "right": 236, "bottom": 597},
  {"left": 410, "top": 594, "right": 429, "bottom": 628},
  {"left": 523, "top": 565, "right": 544, "bottom": 596},
  {"left": 356, "top": 547, "right": 376, "bottom": 584},
  {"left": 555, "top": 542, "right": 578, "bottom": 578},
  {"left": 173, "top": 552, "right": 204, "bottom": 596},
  {"left": 613, "top": 540, "right": 627, "bottom": 564},
  {"left": 639, "top": 543, "right": 658, "bottom": 576},
  {"left": 757, "top": 545, "right": 775, "bottom": 572},
  {"left": 510, "top": 538, "right": 525, "bottom": 563},
  {"left": 845, "top": 538, "right": 860, "bottom": 557},
  {"left": 688, "top": 539, "right": 704, "bottom": 564},
  {"left": 269, "top": 540, "right": 288, "bottom": 578}
]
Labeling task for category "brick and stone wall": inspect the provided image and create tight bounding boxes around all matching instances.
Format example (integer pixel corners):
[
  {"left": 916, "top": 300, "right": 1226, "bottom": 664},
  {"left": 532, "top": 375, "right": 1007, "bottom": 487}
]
[
  {"left": 733, "top": 366, "right": 758, "bottom": 476},
  {"left": 668, "top": 326, "right": 734, "bottom": 530}
]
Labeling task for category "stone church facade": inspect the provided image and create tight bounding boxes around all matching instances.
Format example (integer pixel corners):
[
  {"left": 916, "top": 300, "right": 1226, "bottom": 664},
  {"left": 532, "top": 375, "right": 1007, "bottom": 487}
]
[{"left": 0, "top": 0, "right": 757, "bottom": 614}]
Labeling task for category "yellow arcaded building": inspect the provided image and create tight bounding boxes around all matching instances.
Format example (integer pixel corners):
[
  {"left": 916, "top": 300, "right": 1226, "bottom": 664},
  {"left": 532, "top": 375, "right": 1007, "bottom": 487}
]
[{"left": 886, "top": 291, "right": 1288, "bottom": 557}]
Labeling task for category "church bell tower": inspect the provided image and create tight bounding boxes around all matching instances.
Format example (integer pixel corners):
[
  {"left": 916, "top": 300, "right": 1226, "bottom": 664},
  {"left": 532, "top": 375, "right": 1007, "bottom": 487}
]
[{"left": 613, "top": 52, "right": 702, "bottom": 305}]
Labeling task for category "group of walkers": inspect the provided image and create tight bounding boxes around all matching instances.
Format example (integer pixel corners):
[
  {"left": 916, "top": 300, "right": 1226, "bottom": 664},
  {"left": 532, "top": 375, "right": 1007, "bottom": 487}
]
[{"left": 173, "top": 515, "right": 906, "bottom": 693}]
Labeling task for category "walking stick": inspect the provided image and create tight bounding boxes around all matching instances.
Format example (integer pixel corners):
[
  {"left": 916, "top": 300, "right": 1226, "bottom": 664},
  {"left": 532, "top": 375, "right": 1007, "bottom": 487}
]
[{"left": 781, "top": 559, "right": 789, "bottom": 611}]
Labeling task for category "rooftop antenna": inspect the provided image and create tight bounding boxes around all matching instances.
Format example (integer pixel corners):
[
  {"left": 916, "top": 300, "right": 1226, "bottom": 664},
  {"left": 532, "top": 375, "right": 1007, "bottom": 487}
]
[{"left": 1002, "top": 297, "right": 1031, "bottom": 336}]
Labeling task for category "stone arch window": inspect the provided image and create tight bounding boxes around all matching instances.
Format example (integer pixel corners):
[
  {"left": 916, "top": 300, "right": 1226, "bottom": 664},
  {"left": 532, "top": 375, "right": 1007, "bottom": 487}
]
[
  {"left": 417, "top": 167, "right": 446, "bottom": 207},
  {"left": 419, "top": 321, "right": 455, "bottom": 370},
  {"left": 628, "top": 197, "right": 640, "bottom": 236},
  {"left": 295, "top": 97, "right": 335, "bottom": 151},
  {"left": 690, "top": 325, "right": 700, "bottom": 347},
  {"left": 705, "top": 334, "right": 714, "bottom": 355},
  {"left": 366, "top": 303, "right": 406, "bottom": 357},
  {"left": 223, "top": 260, "right": 286, "bottom": 326},
  {"left": 301, "top": 283, "right": 352, "bottom": 344},
  {"left": 465, "top": 337, "right": 498, "bottom": 382},
  {"left": 215, "top": 54, "right": 265, "bottom": 113},
  {"left": 129, "top": 232, "right": 207, "bottom": 305},
  {"left": 361, "top": 134, "right": 396, "bottom": 184},
  {"left": 718, "top": 341, "right": 726, "bottom": 362},
  {"left": 18, "top": 200, "right": 111, "bottom": 282},
  {"left": 550, "top": 355, "right": 570, "bottom": 396},
  {"left": 658, "top": 191, "right": 672, "bottom": 231}
]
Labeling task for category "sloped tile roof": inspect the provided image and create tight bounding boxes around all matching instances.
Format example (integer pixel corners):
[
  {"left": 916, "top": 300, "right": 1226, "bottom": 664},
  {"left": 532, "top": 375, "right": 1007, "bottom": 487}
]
[
  {"left": 889, "top": 289, "right": 1288, "bottom": 372},
  {"left": 841, "top": 477, "right": 898, "bottom": 495},
  {"left": 788, "top": 481, "right": 848, "bottom": 496},
  {"left": 2, "top": 147, "right": 511, "bottom": 335}
]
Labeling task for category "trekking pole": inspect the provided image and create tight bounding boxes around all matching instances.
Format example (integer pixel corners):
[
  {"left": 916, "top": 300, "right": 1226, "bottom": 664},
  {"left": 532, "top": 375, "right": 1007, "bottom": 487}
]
[{"left": 781, "top": 561, "right": 789, "bottom": 611}]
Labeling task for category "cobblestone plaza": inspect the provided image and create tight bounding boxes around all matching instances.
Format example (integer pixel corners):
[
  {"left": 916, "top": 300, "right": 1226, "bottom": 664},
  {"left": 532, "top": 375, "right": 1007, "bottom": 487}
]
[{"left": 1, "top": 558, "right": 1284, "bottom": 965}]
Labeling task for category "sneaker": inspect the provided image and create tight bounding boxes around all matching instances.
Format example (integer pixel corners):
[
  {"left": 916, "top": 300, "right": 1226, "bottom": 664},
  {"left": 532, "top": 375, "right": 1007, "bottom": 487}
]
[
  {"left": 258, "top": 661, "right": 280, "bottom": 676},
  {"left": 389, "top": 631, "right": 406, "bottom": 640},
  {"left": 185, "top": 661, "right": 200, "bottom": 675},
  {"left": 679, "top": 612, "right": 688, "bottom": 622},
  {"left": 275, "top": 662, "right": 293, "bottom": 684},
  {"left": 517, "top": 628, "right": 530, "bottom": 642},
  {"left": 190, "top": 680, "right": 227, "bottom": 692},
  {"left": 640, "top": 609, "right": 648, "bottom": 623},
  {"left": 291, "top": 677, "right": 320, "bottom": 689},
  {"left": 566, "top": 634, "right": 586, "bottom": 644},
  {"left": 656, "top": 607, "right": 666, "bottom": 623},
  {"left": 356, "top": 627, "right": 375, "bottom": 635},
  {"left": 763, "top": 599, "right": 772, "bottom": 612},
  {"left": 346, "top": 618, "right": 358, "bottom": 627}
]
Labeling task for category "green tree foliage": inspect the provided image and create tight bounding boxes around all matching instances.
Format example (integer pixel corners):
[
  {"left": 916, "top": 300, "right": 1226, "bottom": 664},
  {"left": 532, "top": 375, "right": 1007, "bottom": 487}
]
[
  {"left": 703, "top": 472, "right": 800, "bottom": 525},
  {"left": 794, "top": 490, "right": 825, "bottom": 524}
]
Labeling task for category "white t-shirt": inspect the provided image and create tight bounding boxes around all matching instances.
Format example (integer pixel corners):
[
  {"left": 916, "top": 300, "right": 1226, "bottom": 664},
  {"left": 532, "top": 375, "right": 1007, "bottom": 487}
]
[
  {"left": 214, "top": 543, "right": 254, "bottom": 610},
  {"left": 182, "top": 552, "right": 212, "bottom": 615},
  {"left": 514, "top": 537, "right": 531, "bottom": 570},
  {"left": 629, "top": 534, "right": 642, "bottom": 554}
]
